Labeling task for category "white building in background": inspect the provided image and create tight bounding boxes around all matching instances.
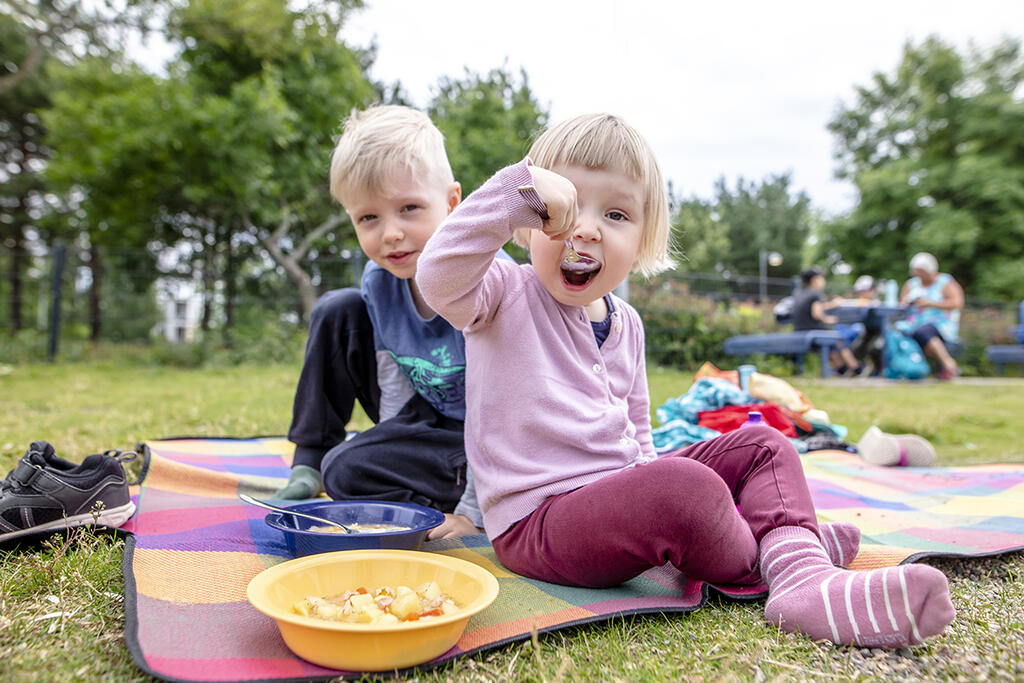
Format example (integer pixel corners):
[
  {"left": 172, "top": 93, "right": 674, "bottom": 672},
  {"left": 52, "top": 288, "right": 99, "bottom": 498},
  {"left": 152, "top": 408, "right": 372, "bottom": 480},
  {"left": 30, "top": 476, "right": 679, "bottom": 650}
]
[
  {"left": 150, "top": 243, "right": 211, "bottom": 344},
  {"left": 154, "top": 278, "right": 204, "bottom": 343}
]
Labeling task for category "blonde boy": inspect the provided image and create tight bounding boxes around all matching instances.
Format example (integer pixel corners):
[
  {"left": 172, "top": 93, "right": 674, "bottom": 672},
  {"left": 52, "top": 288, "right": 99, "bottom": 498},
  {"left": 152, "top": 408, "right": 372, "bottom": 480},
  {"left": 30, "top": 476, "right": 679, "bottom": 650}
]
[{"left": 281, "top": 105, "right": 478, "bottom": 538}]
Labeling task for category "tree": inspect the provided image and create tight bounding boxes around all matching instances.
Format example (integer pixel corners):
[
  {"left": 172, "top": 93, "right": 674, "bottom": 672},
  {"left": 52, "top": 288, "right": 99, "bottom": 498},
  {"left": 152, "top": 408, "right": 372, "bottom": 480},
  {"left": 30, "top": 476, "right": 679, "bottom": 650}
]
[
  {"left": 675, "top": 174, "right": 811, "bottom": 279},
  {"left": 2, "top": 1, "right": 167, "bottom": 337},
  {"left": 43, "top": 0, "right": 376, "bottom": 335},
  {"left": 170, "top": 0, "right": 375, "bottom": 327},
  {"left": 670, "top": 198, "right": 731, "bottom": 275},
  {"left": 1, "top": 13, "right": 53, "bottom": 333},
  {"left": 826, "top": 36, "right": 1024, "bottom": 301},
  {"left": 429, "top": 67, "right": 549, "bottom": 196},
  {"left": 0, "top": 0, "right": 161, "bottom": 96},
  {"left": 43, "top": 59, "right": 189, "bottom": 339}
]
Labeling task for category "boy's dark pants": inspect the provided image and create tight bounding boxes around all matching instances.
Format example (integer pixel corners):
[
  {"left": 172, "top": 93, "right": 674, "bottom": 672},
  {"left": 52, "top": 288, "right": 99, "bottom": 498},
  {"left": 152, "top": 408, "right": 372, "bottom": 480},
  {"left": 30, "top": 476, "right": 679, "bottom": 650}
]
[{"left": 287, "top": 287, "right": 466, "bottom": 512}]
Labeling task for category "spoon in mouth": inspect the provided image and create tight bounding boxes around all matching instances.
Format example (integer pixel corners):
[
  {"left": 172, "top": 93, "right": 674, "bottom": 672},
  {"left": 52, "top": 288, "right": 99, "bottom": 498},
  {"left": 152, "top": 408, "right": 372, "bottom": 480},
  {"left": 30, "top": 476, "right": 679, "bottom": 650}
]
[
  {"left": 562, "top": 243, "right": 601, "bottom": 272},
  {"left": 564, "top": 240, "right": 581, "bottom": 263},
  {"left": 238, "top": 493, "right": 352, "bottom": 534}
]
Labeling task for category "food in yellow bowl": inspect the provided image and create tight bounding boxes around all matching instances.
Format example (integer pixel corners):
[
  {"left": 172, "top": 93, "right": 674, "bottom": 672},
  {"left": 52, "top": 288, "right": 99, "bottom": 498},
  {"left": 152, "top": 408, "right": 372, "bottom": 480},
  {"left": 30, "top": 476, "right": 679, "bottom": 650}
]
[
  {"left": 246, "top": 549, "right": 499, "bottom": 672},
  {"left": 294, "top": 581, "right": 458, "bottom": 624}
]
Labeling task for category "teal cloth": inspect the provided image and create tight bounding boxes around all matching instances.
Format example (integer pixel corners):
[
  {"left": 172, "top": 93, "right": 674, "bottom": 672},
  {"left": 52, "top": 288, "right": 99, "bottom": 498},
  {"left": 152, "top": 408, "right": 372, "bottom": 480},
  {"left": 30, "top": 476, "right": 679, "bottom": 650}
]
[{"left": 652, "top": 378, "right": 756, "bottom": 452}]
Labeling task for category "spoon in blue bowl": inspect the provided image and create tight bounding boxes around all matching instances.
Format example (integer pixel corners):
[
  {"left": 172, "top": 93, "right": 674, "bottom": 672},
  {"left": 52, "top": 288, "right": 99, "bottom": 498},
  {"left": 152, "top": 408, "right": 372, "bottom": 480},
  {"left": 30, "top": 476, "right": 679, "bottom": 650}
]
[{"left": 238, "top": 493, "right": 352, "bottom": 534}]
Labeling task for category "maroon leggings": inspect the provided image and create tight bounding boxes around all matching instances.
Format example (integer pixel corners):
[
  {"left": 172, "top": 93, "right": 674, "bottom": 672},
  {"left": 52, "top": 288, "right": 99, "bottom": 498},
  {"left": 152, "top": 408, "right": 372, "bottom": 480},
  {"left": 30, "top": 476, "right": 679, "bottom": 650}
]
[{"left": 491, "top": 425, "right": 818, "bottom": 587}]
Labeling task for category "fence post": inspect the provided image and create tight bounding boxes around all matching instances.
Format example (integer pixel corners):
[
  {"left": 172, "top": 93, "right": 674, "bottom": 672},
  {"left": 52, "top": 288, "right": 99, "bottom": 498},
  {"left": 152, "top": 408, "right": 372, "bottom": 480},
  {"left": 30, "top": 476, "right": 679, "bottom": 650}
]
[
  {"left": 47, "top": 241, "right": 65, "bottom": 362},
  {"left": 352, "top": 250, "right": 363, "bottom": 288}
]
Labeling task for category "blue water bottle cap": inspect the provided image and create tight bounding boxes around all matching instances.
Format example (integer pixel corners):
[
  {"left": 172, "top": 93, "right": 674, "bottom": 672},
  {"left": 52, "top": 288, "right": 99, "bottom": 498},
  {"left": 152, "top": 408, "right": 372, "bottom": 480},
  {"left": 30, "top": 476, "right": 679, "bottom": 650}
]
[{"left": 747, "top": 411, "right": 763, "bottom": 424}]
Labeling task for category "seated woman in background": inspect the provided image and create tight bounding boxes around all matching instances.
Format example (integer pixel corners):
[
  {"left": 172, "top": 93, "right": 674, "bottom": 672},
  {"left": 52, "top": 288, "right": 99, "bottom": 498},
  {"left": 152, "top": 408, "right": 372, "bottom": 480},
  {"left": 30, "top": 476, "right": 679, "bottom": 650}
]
[{"left": 899, "top": 252, "right": 964, "bottom": 380}]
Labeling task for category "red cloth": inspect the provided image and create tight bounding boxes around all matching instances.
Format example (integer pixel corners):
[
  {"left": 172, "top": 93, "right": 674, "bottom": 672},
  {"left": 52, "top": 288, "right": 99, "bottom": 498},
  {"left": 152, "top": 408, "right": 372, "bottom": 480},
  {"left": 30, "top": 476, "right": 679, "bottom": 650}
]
[{"left": 697, "top": 403, "right": 798, "bottom": 437}]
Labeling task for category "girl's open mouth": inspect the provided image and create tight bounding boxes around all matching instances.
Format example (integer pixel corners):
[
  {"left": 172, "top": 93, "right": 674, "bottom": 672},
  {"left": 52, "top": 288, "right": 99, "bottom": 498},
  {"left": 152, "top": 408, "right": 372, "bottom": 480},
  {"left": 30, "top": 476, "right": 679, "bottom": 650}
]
[{"left": 560, "top": 254, "right": 602, "bottom": 287}]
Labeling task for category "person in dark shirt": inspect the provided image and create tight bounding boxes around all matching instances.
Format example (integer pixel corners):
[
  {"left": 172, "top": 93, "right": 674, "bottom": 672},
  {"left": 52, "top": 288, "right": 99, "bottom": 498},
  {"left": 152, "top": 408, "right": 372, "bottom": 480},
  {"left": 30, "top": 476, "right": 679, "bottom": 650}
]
[{"left": 791, "top": 267, "right": 862, "bottom": 375}]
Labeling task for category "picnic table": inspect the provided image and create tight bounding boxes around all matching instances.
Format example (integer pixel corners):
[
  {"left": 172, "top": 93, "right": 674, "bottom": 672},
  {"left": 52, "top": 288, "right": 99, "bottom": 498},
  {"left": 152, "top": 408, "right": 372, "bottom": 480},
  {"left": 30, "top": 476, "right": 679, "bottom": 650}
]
[
  {"left": 829, "top": 303, "right": 906, "bottom": 375},
  {"left": 828, "top": 302, "right": 906, "bottom": 328}
]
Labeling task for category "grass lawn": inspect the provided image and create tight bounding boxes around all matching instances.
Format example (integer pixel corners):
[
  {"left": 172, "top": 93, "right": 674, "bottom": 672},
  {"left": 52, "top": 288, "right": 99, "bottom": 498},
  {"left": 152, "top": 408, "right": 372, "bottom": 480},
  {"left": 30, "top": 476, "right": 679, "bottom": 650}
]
[{"left": 2, "top": 360, "right": 1023, "bottom": 681}]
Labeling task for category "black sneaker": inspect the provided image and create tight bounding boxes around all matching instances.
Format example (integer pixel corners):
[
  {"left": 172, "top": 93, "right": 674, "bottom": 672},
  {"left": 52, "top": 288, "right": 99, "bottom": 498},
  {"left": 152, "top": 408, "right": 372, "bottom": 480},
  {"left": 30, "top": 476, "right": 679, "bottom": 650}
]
[{"left": 0, "top": 441, "right": 137, "bottom": 543}]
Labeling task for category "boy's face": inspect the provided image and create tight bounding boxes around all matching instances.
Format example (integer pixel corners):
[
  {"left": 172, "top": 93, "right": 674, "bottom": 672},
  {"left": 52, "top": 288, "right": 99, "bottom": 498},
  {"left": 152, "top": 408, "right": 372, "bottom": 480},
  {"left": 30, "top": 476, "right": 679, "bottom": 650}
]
[
  {"left": 528, "top": 164, "right": 645, "bottom": 315},
  {"left": 346, "top": 168, "right": 461, "bottom": 280}
]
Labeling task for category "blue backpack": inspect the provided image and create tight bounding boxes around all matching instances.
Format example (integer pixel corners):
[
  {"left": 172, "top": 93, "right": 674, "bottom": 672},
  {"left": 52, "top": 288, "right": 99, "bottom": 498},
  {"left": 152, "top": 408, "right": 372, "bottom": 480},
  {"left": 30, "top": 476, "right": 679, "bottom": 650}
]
[{"left": 884, "top": 329, "right": 930, "bottom": 379}]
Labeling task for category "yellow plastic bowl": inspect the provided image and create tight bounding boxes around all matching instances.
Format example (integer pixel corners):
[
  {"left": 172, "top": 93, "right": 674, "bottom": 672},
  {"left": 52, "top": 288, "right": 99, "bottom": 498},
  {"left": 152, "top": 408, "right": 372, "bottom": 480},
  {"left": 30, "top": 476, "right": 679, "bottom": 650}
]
[{"left": 246, "top": 549, "right": 499, "bottom": 672}]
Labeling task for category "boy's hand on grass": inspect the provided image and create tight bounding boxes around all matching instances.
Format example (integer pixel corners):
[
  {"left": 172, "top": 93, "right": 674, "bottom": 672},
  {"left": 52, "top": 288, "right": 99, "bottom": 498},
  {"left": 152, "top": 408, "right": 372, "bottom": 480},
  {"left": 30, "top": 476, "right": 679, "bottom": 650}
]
[
  {"left": 427, "top": 513, "right": 482, "bottom": 540},
  {"left": 528, "top": 165, "right": 578, "bottom": 241}
]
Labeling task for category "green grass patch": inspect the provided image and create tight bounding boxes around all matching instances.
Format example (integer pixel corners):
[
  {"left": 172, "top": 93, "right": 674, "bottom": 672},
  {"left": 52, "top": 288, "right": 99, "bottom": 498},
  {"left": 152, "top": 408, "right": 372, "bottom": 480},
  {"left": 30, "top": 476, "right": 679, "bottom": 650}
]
[{"left": 2, "top": 361, "right": 1023, "bottom": 680}]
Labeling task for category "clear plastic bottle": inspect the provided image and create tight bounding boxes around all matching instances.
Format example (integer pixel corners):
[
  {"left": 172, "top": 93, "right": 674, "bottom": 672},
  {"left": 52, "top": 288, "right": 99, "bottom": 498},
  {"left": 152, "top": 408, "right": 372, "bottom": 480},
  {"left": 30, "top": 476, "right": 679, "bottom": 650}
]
[
  {"left": 885, "top": 279, "right": 898, "bottom": 306},
  {"left": 738, "top": 364, "right": 756, "bottom": 394}
]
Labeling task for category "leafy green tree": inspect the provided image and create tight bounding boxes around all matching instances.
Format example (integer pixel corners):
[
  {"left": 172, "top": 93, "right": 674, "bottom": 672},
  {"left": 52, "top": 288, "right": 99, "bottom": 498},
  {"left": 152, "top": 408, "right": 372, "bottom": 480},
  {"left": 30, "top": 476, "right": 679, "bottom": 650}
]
[
  {"left": 826, "top": 36, "right": 1024, "bottom": 300},
  {"left": 43, "top": 59, "right": 189, "bottom": 339},
  {"left": 2, "top": 1, "right": 165, "bottom": 337},
  {"left": 44, "top": 0, "right": 375, "bottom": 336},
  {"left": 1, "top": 12, "right": 59, "bottom": 333},
  {"left": 169, "top": 0, "right": 375, "bottom": 327},
  {"left": 670, "top": 198, "right": 731, "bottom": 274},
  {"left": 0, "top": 0, "right": 160, "bottom": 96},
  {"left": 709, "top": 174, "right": 810, "bottom": 279},
  {"left": 429, "top": 67, "right": 549, "bottom": 196}
]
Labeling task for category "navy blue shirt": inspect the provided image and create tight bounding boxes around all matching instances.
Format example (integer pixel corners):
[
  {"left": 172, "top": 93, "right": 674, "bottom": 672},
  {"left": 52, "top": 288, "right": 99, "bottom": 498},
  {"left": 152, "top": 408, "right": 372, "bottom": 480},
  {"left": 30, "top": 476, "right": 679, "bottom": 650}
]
[
  {"left": 361, "top": 250, "right": 515, "bottom": 421},
  {"left": 591, "top": 295, "right": 614, "bottom": 347},
  {"left": 362, "top": 262, "right": 467, "bottom": 420}
]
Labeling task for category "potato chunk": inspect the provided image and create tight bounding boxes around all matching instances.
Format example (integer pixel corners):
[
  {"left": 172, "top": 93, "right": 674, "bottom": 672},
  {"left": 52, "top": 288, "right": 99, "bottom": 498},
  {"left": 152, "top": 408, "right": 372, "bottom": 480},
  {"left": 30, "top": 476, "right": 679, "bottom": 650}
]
[{"left": 388, "top": 591, "right": 421, "bottom": 620}]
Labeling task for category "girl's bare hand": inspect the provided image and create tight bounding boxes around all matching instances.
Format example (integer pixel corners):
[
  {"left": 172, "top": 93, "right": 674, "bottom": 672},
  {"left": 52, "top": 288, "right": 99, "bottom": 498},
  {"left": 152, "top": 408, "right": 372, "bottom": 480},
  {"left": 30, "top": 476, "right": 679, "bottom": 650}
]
[{"left": 528, "top": 166, "right": 578, "bottom": 241}]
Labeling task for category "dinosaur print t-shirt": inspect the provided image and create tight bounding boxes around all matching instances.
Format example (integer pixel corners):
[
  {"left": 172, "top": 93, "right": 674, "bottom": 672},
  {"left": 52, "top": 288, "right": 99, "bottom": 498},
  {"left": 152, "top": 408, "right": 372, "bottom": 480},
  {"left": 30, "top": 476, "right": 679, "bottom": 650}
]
[{"left": 361, "top": 262, "right": 467, "bottom": 421}]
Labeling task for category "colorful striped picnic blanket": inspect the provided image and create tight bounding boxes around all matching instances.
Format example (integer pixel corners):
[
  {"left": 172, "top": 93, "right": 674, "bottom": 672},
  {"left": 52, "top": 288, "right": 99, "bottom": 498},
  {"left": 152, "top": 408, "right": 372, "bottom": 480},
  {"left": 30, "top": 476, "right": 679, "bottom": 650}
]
[{"left": 124, "top": 438, "right": 1024, "bottom": 682}]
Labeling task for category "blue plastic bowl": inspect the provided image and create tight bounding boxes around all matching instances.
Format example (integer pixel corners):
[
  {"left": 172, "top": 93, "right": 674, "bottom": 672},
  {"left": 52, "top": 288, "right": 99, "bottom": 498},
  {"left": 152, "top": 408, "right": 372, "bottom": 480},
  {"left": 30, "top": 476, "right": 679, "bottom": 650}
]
[{"left": 264, "top": 500, "right": 445, "bottom": 557}]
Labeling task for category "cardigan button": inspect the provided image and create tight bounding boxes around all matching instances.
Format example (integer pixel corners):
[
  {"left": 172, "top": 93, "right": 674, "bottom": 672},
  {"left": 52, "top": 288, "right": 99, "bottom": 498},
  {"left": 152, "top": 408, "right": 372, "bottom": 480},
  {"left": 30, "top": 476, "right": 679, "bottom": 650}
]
[{"left": 592, "top": 363, "right": 601, "bottom": 373}]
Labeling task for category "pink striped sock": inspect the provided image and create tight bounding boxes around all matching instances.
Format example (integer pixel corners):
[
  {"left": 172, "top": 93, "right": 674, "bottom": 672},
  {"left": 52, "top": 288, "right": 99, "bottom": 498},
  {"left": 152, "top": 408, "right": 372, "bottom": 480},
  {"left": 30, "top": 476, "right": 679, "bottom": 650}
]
[
  {"left": 818, "top": 521, "right": 860, "bottom": 568},
  {"left": 760, "top": 526, "right": 955, "bottom": 647}
]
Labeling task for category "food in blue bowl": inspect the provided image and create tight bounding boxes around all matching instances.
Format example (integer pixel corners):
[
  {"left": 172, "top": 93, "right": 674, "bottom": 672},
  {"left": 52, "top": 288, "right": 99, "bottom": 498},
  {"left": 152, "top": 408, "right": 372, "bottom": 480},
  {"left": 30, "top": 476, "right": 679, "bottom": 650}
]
[{"left": 264, "top": 500, "right": 445, "bottom": 557}]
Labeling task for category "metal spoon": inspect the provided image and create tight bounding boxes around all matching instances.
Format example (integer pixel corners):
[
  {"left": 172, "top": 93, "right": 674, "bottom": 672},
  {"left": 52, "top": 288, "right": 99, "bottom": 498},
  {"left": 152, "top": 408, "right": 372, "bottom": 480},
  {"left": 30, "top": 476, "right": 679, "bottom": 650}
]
[
  {"left": 564, "top": 240, "right": 581, "bottom": 263},
  {"left": 238, "top": 493, "right": 352, "bottom": 534}
]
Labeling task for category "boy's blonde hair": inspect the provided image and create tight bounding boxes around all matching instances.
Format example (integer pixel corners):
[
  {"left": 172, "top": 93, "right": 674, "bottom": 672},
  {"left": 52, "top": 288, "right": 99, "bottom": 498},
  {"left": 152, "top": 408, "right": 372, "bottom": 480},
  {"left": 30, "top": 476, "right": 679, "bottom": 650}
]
[
  {"left": 516, "top": 113, "right": 674, "bottom": 277},
  {"left": 329, "top": 105, "right": 455, "bottom": 208}
]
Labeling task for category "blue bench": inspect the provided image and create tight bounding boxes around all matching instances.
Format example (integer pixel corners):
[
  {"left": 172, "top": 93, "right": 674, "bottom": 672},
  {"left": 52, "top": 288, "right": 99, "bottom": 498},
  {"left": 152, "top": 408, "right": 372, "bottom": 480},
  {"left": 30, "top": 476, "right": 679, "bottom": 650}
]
[
  {"left": 983, "top": 301, "right": 1024, "bottom": 375},
  {"left": 723, "top": 331, "right": 845, "bottom": 377},
  {"left": 986, "top": 345, "right": 1024, "bottom": 375}
]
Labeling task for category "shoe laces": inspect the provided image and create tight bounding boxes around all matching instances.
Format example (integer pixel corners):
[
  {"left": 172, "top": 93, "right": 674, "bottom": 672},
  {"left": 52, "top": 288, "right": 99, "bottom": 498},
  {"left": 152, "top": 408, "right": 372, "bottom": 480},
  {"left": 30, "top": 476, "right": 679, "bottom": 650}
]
[
  {"left": 103, "top": 449, "right": 138, "bottom": 466},
  {"left": 104, "top": 449, "right": 143, "bottom": 485}
]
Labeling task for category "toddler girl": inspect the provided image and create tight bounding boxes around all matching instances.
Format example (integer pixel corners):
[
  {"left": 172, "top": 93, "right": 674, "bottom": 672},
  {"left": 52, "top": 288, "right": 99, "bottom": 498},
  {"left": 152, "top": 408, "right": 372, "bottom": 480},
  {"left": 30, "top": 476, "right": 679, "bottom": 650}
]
[{"left": 417, "top": 114, "right": 954, "bottom": 648}]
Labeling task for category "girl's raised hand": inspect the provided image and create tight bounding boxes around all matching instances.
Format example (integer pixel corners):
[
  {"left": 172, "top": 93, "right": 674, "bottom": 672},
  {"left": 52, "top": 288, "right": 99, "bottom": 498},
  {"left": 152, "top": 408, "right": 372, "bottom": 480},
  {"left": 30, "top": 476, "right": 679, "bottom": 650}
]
[{"left": 528, "top": 165, "right": 578, "bottom": 241}]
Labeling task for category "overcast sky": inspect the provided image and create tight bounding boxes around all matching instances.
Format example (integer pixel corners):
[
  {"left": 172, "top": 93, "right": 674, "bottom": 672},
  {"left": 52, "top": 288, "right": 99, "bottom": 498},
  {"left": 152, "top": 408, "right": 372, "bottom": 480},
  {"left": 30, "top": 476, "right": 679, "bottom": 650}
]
[{"left": 341, "top": 0, "right": 1023, "bottom": 215}]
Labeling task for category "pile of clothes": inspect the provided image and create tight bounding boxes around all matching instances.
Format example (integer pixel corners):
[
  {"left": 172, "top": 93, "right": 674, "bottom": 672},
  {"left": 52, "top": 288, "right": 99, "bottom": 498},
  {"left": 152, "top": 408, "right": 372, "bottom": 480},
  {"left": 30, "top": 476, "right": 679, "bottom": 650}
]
[{"left": 652, "top": 363, "right": 853, "bottom": 454}]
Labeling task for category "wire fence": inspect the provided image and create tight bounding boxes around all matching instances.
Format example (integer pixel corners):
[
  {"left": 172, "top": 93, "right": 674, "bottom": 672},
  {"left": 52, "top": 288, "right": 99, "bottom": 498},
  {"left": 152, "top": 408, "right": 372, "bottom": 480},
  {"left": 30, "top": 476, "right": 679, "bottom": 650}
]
[{"left": 1, "top": 244, "right": 1020, "bottom": 372}]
